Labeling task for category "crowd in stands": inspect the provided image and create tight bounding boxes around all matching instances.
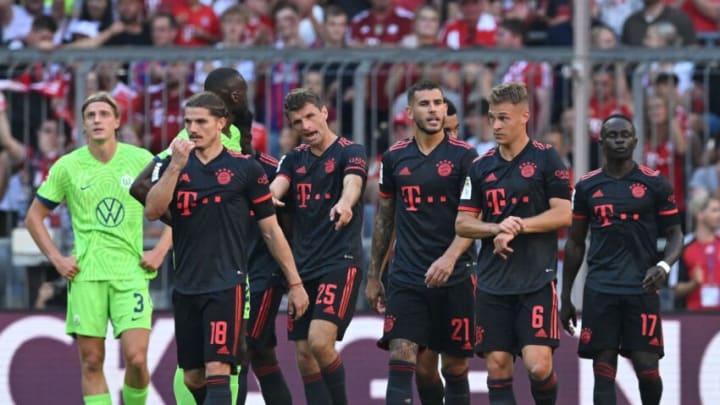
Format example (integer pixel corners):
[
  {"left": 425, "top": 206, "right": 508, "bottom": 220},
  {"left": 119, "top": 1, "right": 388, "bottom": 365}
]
[{"left": 2, "top": 0, "right": 720, "bottom": 310}]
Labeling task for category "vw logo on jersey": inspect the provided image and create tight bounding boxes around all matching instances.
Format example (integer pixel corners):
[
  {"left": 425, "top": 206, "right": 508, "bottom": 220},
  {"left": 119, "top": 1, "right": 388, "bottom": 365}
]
[
  {"left": 96, "top": 198, "right": 125, "bottom": 227},
  {"left": 120, "top": 175, "right": 134, "bottom": 189}
]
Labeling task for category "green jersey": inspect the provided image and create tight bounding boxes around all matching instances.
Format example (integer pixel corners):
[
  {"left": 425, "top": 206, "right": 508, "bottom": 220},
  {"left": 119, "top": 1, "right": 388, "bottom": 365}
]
[
  {"left": 36, "top": 143, "right": 154, "bottom": 281},
  {"left": 155, "top": 124, "right": 242, "bottom": 160}
]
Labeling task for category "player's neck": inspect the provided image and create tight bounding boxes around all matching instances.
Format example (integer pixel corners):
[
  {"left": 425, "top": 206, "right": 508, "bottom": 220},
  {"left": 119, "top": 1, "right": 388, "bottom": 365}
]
[
  {"left": 696, "top": 226, "right": 716, "bottom": 243},
  {"left": 415, "top": 131, "right": 444, "bottom": 155},
  {"left": 603, "top": 158, "right": 635, "bottom": 178},
  {"left": 87, "top": 138, "right": 118, "bottom": 163},
  {"left": 310, "top": 132, "right": 337, "bottom": 156},
  {"left": 195, "top": 141, "right": 223, "bottom": 164},
  {"left": 497, "top": 135, "right": 529, "bottom": 161}
]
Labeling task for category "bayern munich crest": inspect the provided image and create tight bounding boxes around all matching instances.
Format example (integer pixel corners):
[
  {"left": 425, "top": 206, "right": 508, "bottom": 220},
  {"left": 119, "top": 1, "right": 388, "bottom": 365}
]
[
  {"left": 436, "top": 160, "right": 453, "bottom": 177},
  {"left": 519, "top": 162, "right": 537, "bottom": 178},
  {"left": 215, "top": 168, "right": 234, "bottom": 185},
  {"left": 630, "top": 183, "right": 647, "bottom": 199}
]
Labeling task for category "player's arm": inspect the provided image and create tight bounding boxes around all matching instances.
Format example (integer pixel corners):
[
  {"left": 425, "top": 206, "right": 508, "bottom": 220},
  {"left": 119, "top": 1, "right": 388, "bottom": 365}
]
[
  {"left": 642, "top": 223, "right": 684, "bottom": 292},
  {"left": 366, "top": 194, "right": 395, "bottom": 313},
  {"left": 25, "top": 198, "right": 79, "bottom": 279},
  {"left": 140, "top": 225, "right": 173, "bottom": 272},
  {"left": 330, "top": 173, "right": 364, "bottom": 230},
  {"left": 257, "top": 211, "right": 309, "bottom": 321},
  {"left": 145, "top": 140, "right": 193, "bottom": 221},
  {"left": 0, "top": 98, "right": 26, "bottom": 163},
  {"left": 425, "top": 235, "right": 475, "bottom": 288},
  {"left": 519, "top": 197, "right": 572, "bottom": 234},
  {"left": 560, "top": 216, "right": 589, "bottom": 335},
  {"left": 269, "top": 175, "right": 290, "bottom": 207},
  {"left": 131, "top": 160, "right": 173, "bottom": 224}
]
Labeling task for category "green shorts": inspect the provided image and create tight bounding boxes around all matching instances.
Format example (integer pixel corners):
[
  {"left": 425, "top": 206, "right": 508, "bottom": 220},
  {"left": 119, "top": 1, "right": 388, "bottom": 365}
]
[{"left": 66, "top": 278, "right": 153, "bottom": 338}]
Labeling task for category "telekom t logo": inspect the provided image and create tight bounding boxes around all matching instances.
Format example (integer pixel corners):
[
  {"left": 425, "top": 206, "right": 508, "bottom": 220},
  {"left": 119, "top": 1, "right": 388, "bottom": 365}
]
[
  {"left": 401, "top": 185, "right": 421, "bottom": 211},
  {"left": 297, "top": 183, "right": 312, "bottom": 208},
  {"left": 485, "top": 188, "right": 506, "bottom": 216},
  {"left": 177, "top": 191, "right": 198, "bottom": 216},
  {"left": 594, "top": 204, "right": 614, "bottom": 227}
]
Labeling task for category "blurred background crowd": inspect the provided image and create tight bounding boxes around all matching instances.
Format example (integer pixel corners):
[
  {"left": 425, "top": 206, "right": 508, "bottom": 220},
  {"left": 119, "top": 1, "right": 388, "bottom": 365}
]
[{"left": 1, "top": 0, "right": 720, "bottom": 315}]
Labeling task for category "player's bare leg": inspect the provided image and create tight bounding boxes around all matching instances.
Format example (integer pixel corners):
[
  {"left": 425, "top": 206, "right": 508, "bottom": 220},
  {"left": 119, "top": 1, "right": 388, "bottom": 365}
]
[
  {"left": 387, "top": 338, "right": 419, "bottom": 404},
  {"left": 184, "top": 368, "right": 208, "bottom": 404},
  {"left": 120, "top": 329, "right": 150, "bottom": 404},
  {"left": 244, "top": 346, "right": 292, "bottom": 405},
  {"left": 77, "top": 336, "right": 110, "bottom": 404},
  {"left": 441, "top": 354, "right": 470, "bottom": 405},
  {"left": 295, "top": 339, "right": 331, "bottom": 404},
  {"left": 416, "top": 350, "right": 443, "bottom": 405},
  {"left": 521, "top": 345, "right": 557, "bottom": 405},
  {"left": 309, "top": 319, "right": 347, "bottom": 405},
  {"left": 485, "top": 351, "right": 516, "bottom": 404},
  {"left": 592, "top": 350, "right": 618, "bottom": 405},
  {"left": 631, "top": 351, "right": 662, "bottom": 405}
]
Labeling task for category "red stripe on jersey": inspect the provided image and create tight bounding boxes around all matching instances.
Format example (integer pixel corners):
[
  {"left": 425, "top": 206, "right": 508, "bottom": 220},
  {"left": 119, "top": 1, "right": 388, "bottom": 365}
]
[
  {"left": 338, "top": 137, "right": 354, "bottom": 147},
  {"left": 639, "top": 164, "right": 660, "bottom": 176},
  {"left": 258, "top": 153, "right": 278, "bottom": 167},
  {"left": 447, "top": 137, "right": 472, "bottom": 149},
  {"left": 659, "top": 208, "right": 679, "bottom": 216},
  {"left": 572, "top": 214, "right": 587, "bottom": 219},
  {"left": 276, "top": 173, "right": 292, "bottom": 183},
  {"left": 228, "top": 150, "right": 250, "bottom": 158},
  {"left": 458, "top": 205, "right": 480, "bottom": 213},
  {"left": 580, "top": 168, "right": 602, "bottom": 181},
  {"left": 253, "top": 193, "right": 272, "bottom": 204},
  {"left": 389, "top": 139, "right": 413, "bottom": 151},
  {"left": 379, "top": 191, "right": 393, "bottom": 198},
  {"left": 345, "top": 166, "right": 367, "bottom": 175}
]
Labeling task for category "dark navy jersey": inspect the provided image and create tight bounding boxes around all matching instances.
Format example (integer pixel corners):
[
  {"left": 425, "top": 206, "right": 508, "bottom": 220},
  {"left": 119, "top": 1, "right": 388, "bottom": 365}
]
[
  {"left": 379, "top": 135, "right": 478, "bottom": 287},
  {"left": 459, "top": 140, "right": 572, "bottom": 294},
  {"left": 276, "top": 137, "right": 367, "bottom": 281},
  {"left": 573, "top": 164, "right": 680, "bottom": 294},
  {"left": 247, "top": 152, "right": 285, "bottom": 293},
  {"left": 154, "top": 148, "right": 275, "bottom": 294}
]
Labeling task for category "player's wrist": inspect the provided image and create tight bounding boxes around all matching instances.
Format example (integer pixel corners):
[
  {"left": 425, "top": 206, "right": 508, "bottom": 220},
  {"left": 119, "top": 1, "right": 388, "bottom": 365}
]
[
  {"left": 288, "top": 281, "right": 303, "bottom": 289},
  {"left": 656, "top": 260, "right": 671, "bottom": 274}
]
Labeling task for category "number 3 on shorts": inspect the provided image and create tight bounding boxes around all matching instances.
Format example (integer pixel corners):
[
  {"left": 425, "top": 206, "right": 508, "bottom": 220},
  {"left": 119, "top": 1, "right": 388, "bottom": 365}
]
[{"left": 133, "top": 292, "right": 144, "bottom": 314}]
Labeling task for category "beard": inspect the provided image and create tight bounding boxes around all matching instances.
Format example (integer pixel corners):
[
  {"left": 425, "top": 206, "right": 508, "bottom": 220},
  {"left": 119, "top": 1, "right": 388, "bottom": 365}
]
[{"left": 414, "top": 116, "right": 445, "bottom": 136}]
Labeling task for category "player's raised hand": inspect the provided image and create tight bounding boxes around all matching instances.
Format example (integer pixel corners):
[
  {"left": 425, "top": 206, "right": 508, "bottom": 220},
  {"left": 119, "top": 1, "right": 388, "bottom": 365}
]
[
  {"left": 329, "top": 201, "right": 353, "bottom": 231},
  {"left": 53, "top": 255, "right": 79, "bottom": 280},
  {"left": 169, "top": 138, "right": 195, "bottom": 170},
  {"left": 365, "top": 278, "right": 386, "bottom": 314},
  {"left": 560, "top": 298, "right": 577, "bottom": 335},
  {"left": 425, "top": 254, "right": 455, "bottom": 288},
  {"left": 498, "top": 216, "right": 524, "bottom": 236},
  {"left": 493, "top": 232, "right": 515, "bottom": 259},
  {"left": 642, "top": 265, "right": 667, "bottom": 293},
  {"left": 271, "top": 196, "right": 286, "bottom": 207},
  {"left": 287, "top": 283, "right": 309, "bottom": 320}
]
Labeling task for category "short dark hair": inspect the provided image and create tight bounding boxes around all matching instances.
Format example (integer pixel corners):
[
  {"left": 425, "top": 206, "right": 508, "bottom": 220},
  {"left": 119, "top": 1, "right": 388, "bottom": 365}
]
[
  {"left": 204, "top": 67, "right": 245, "bottom": 94},
  {"left": 272, "top": 1, "right": 299, "bottom": 19},
  {"left": 151, "top": 12, "right": 178, "bottom": 29},
  {"left": 445, "top": 97, "right": 457, "bottom": 116},
  {"left": 32, "top": 15, "right": 58, "bottom": 33},
  {"left": 284, "top": 88, "right": 324, "bottom": 115},
  {"left": 184, "top": 91, "right": 229, "bottom": 119},
  {"left": 325, "top": 4, "right": 347, "bottom": 20},
  {"left": 600, "top": 114, "right": 635, "bottom": 136},
  {"left": 499, "top": 18, "right": 526, "bottom": 38},
  {"left": 407, "top": 80, "right": 443, "bottom": 105},
  {"left": 82, "top": 92, "right": 120, "bottom": 118},
  {"left": 655, "top": 72, "right": 679, "bottom": 87},
  {"left": 489, "top": 82, "right": 528, "bottom": 105}
]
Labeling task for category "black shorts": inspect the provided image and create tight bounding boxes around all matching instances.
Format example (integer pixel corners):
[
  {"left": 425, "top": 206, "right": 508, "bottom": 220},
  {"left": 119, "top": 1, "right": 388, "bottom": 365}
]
[
  {"left": 378, "top": 275, "right": 477, "bottom": 357},
  {"left": 173, "top": 286, "right": 246, "bottom": 370},
  {"left": 247, "top": 284, "right": 286, "bottom": 351},
  {"left": 475, "top": 281, "right": 559, "bottom": 356},
  {"left": 578, "top": 288, "right": 664, "bottom": 359},
  {"left": 288, "top": 266, "right": 361, "bottom": 341}
]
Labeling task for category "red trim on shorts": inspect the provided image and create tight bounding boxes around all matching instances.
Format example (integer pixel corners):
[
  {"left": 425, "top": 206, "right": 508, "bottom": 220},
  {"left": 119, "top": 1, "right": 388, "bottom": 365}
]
[
  {"left": 659, "top": 209, "right": 678, "bottom": 216},
  {"left": 572, "top": 214, "right": 587, "bottom": 219},
  {"left": 252, "top": 193, "right": 272, "bottom": 204},
  {"left": 232, "top": 285, "right": 243, "bottom": 357},
  {"left": 550, "top": 281, "right": 559, "bottom": 340},
  {"left": 251, "top": 287, "right": 273, "bottom": 338},
  {"left": 338, "top": 267, "right": 357, "bottom": 319},
  {"left": 457, "top": 205, "right": 480, "bottom": 213}
]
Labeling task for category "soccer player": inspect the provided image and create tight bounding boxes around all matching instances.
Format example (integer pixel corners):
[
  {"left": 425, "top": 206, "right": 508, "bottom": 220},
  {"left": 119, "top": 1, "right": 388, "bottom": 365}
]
[
  {"left": 456, "top": 82, "right": 572, "bottom": 405},
  {"left": 561, "top": 114, "right": 683, "bottom": 405},
  {"left": 444, "top": 97, "right": 460, "bottom": 139},
  {"left": 145, "top": 92, "right": 309, "bottom": 405},
  {"left": 24, "top": 92, "right": 172, "bottom": 405},
  {"left": 270, "top": 88, "right": 367, "bottom": 405},
  {"left": 367, "top": 80, "right": 478, "bottom": 405}
]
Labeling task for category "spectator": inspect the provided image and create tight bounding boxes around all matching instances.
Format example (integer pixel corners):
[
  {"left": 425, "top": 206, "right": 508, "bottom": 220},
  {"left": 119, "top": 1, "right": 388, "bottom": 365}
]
[
  {"left": 643, "top": 21, "right": 694, "bottom": 93},
  {"left": 622, "top": 0, "right": 696, "bottom": 46},
  {"left": 400, "top": 3, "right": 441, "bottom": 48},
  {"left": 243, "top": 0, "right": 273, "bottom": 44},
  {"left": 591, "top": 24, "right": 619, "bottom": 48},
  {"left": 464, "top": 97, "right": 495, "bottom": 155},
  {"left": 292, "top": 0, "right": 324, "bottom": 46},
  {"left": 319, "top": 4, "right": 349, "bottom": 48},
  {"left": 673, "top": 189, "right": 720, "bottom": 310},
  {"left": 349, "top": 0, "right": 414, "bottom": 47},
  {"left": 104, "top": 0, "right": 151, "bottom": 46},
  {"left": 130, "top": 12, "right": 178, "bottom": 88},
  {"left": 440, "top": 0, "right": 497, "bottom": 48},
  {"left": 596, "top": 0, "right": 643, "bottom": 36},
  {"left": 0, "top": 0, "right": 34, "bottom": 44},
  {"left": 495, "top": 18, "right": 553, "bottom": 138},
  {"left": 173, "top": 0, "right": 220, "bottom": 46},
  {"left": 194, "top": 6, "right": 256, "bottom": 103},
  {"left": 94, "top": 61, "right": 141, "bottom": 127},
  {"left": 8, "top": 14, "right": 56, "bottom": 50},
  {"left": 689, "top": 138, "right": 720, "bottom": 197},
  {"left": 674, "top": 0, "right": 720, "bottom": 36},
  {"left": 64, "top": 0, "right": 114, "bottom": 43}
]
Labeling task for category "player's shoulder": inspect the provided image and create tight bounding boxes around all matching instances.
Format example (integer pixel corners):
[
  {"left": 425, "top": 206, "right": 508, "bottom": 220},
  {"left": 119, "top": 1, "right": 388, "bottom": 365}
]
[
  {"left": 637, "top": 164, "right": 662, "bottom": 178},
  {"left": 226, "top": 149, "right": 252, "bottom": 160},
  {"left": 337, "top": 136, "right": 358, "bottom": 148},
  {"left": 577, "top": 168, "right": 604, "bottom": 185},
  {"left": 256, "top": 152, "right": 279, "bottom": 169},
  {"left": 447, "top": 136, "right": 474, "bottom": 151},
  {"left": 387, "top": 138, "right": 413, "bottom": 153},
  {"left": 474, "top": 147, "right": 497, "bottom": 163}
]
